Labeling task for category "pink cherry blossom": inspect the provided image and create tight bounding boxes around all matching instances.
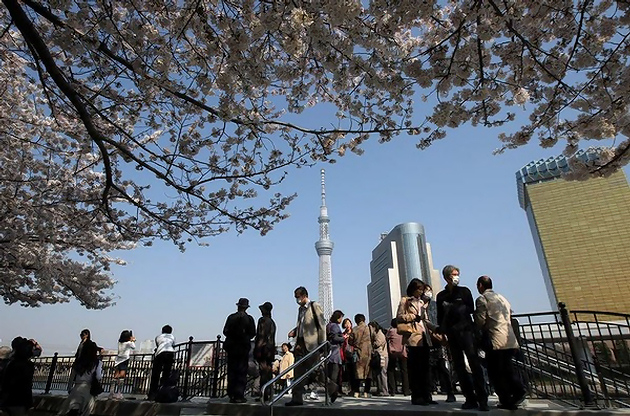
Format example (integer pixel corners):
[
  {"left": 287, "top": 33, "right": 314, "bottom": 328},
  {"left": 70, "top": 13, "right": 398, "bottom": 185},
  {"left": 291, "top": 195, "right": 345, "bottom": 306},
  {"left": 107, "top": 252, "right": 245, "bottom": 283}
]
[{"left": 1, "top": 0, "right": 628, "bottom": 307}]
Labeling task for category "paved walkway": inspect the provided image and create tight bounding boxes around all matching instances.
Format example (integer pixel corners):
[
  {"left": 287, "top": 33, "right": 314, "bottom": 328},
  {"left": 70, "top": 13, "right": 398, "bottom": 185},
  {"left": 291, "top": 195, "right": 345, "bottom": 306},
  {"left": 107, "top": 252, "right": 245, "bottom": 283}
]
[
  {"left": 191, "top": 393, "right": 561, "bottom": 409},
  {"left": 31, "top": 392, "right": 630, "bottom": 416}
]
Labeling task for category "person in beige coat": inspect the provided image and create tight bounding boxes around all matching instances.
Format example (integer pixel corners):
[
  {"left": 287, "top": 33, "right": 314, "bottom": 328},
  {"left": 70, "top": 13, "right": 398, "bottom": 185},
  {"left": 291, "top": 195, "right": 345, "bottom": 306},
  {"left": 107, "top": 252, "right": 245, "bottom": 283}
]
[
  {"left": 368, "top": 321, "right": 388, "bottom": 396},
  {"left": 285, "top": 286, "right": 339, "bottom": 406},
  {"left": 349, "top": 314, "right": 372, "bottom": 397},
  {"left": 396, "top": 278, "right": 437, "bottom": 406},
  {"left": 475, "top": 276, "right": 526, "bottom": 410},
  {"left": 278, "top": 343, "right": 294, "bottom": 390}
]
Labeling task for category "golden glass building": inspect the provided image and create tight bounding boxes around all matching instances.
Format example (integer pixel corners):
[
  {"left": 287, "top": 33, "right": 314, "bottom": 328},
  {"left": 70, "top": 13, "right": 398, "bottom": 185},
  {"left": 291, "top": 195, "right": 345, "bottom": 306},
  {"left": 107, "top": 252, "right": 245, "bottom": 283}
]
[{"left": 517, "top": 152, "right": 630, "bottom": 314}]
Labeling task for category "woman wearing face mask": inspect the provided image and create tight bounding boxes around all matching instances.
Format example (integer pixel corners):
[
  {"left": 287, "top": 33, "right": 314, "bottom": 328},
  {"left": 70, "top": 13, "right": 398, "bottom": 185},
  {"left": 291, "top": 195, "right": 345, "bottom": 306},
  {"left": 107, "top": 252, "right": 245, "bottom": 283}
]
[{"left": 396, "top": 278, "right": 437, "bottom": 406}]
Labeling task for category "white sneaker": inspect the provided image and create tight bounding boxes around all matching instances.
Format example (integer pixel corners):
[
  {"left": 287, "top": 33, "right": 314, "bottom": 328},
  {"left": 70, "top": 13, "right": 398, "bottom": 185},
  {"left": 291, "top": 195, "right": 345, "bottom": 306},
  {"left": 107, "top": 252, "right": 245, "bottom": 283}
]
[{"left": 308, "top": 391, "right": 319, "bottom": 400}]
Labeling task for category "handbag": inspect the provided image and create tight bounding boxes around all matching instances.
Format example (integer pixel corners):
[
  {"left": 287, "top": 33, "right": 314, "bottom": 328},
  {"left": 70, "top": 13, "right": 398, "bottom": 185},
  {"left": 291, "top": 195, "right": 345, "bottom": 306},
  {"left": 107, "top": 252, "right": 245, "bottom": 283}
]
[
  {"left": 90, "top": 370, "right": 104, "bottom": 396},
  {"left": 429, "top": 328, "right": 448, "bottom": 346},
  {"left": 396, "top": 320, "right": 414, "bottom": 336},
  {"left": 370, "top": 351, "right": 381, "bottom": 369},
  {"left": 396, "top": 299, "right": 417, "bottom": 335}
]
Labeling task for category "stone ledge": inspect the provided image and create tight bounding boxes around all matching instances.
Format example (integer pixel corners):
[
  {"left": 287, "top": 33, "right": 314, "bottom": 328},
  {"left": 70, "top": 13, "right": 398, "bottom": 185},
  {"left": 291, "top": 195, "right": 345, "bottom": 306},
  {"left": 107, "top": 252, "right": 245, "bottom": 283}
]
[{"left": 28, "top": 394, "right": 629, "bottom": 416}]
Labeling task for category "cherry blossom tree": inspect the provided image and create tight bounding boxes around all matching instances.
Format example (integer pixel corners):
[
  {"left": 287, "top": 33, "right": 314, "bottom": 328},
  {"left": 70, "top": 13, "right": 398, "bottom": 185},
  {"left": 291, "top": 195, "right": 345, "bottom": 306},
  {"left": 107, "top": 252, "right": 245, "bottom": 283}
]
[{"left": 1, "top": 0, "right": 629, "bottom": 307}]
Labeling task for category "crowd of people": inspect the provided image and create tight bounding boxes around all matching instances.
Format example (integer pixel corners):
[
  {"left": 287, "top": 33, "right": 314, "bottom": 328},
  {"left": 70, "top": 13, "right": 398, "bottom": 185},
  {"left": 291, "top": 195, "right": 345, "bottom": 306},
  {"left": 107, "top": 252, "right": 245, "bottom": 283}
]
[
  {"left": 222, "top": 265, "right": 526, "bottom": 411},
  {"left": 0, "top": 264, "right": 526, "bottom": 414},
  {"left": 0, "top": 325, "right": 178, "bottom": 416},
  {"left": 385, "top": 266, "right": 527, "bottom": 410}
]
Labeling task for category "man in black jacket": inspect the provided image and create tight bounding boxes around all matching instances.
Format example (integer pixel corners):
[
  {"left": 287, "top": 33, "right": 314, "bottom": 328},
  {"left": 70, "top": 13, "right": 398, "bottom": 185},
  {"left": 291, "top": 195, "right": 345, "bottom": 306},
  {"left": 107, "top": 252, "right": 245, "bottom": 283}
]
[
  {"left": 223, "top": 298, "right": 256, "bottom": 403},
  {"left": 436, "top": 265, "right": 488, "bottom": 411}
]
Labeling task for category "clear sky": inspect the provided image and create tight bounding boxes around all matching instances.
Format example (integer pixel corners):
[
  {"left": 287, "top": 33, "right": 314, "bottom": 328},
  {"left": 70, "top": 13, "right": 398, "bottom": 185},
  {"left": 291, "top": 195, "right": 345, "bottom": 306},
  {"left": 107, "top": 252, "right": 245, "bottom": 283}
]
[{"left": 1, "top": 117, "right": 628, "bottom": 355}]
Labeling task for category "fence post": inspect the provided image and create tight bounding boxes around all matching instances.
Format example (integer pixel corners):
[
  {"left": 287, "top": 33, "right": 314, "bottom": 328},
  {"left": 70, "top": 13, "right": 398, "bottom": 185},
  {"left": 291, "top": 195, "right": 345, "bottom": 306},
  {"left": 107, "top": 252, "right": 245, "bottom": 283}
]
[
  {"left": 558, "top": 302, "right": 596, "bottom": 408},
  {"left": 181, "top": 336, "right": 193, "bottom": 401},
  {"left": 44, "top": 352, "right": 58, "bottom": 394},
  {"left": 211, "top": 335, "right": 222, "bottom": 398}
]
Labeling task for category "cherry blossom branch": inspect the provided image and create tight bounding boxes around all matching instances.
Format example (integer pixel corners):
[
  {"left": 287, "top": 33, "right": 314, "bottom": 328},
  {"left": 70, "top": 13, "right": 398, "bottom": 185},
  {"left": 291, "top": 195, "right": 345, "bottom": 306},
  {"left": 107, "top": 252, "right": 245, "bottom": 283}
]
[
  {"left": 5, "top": 0, "right": 279, "bottom": 238},
  {"left": 2, "top": 0, "right": 115, "bottom": 208}
]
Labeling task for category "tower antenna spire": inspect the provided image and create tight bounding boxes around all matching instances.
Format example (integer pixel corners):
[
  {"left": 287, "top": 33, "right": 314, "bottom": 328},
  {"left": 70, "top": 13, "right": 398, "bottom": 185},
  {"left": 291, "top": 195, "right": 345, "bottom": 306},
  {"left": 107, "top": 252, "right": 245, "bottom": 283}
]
[{"left": 321, "top": 169, "right": 326, "bottom": 207}]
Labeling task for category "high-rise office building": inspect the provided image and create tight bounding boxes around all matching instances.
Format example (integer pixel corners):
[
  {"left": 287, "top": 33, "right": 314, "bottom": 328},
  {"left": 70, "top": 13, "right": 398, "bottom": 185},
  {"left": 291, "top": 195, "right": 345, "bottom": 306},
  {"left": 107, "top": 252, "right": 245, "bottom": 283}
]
[
  {"left": 517, "top": 151, "right": 630, "bottom": 314},
  {"left": 367, "top": 222, "right": 441, "bottom": 328}
]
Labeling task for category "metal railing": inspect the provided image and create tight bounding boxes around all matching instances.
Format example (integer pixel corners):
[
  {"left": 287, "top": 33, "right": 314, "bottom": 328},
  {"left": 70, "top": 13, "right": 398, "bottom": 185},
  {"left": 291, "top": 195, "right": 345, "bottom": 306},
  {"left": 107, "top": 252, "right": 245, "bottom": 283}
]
[
  {"left": 570, "top": 310, "right": 630, "bottom": 408},
  {"left": 513, "top": 303, "right": 630, "bottom": 409},
  {"left": 261, "top": 340, "right": 331, "bottom": 408},
  {"left": 32, "top": 335, "right": 227, "bottom": 399}
]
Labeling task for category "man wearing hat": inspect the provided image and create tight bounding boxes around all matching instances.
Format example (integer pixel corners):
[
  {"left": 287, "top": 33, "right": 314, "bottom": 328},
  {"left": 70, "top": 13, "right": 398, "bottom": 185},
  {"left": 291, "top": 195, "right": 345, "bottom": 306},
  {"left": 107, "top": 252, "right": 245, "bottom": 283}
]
[
  {"left": 223, "top": 298, "right": 256, "bottom": 403},
  {"left": 254, "top": 301, "right": 276, "bottom": 401}
]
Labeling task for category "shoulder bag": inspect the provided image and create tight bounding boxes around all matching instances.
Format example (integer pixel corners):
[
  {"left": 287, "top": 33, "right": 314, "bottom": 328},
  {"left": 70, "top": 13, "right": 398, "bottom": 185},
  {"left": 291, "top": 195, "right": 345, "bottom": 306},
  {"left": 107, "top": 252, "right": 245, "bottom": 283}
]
[
  {"left": 90, "top": 365, "right": 104, "bottom": 396},
  {"left": 396, "top": 319, "right": 414, "bottom": 336}
]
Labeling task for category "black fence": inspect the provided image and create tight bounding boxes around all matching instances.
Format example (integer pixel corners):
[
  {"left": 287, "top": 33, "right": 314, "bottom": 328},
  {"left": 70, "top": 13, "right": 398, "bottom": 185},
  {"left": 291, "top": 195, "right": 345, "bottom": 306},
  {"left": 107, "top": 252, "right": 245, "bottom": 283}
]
[
  {"left": 33, "top": 335, "right": 227, "bottom": 400},
  {"left": 32, "top": 304, "right": 630, "bottom": 408},
  {"left": 513, "top": 303, "right": 630, "bottom": 409}
]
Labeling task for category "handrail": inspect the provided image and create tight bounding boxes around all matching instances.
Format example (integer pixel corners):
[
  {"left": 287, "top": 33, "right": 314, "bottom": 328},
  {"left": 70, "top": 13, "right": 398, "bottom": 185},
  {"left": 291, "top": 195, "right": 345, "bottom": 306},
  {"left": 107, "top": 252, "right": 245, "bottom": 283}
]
[
  {"left": 261, "top": 340, "right": 331, "bottom": 407},
  {"left": 520, "top": 342, "right": 630, "bottom": 396},
  {"left": 513, "top": 311, "right": 561, "bottom": 318},
  {"left": 518, "top": 345, "right": 630, "bottom": 408},
  {"left": 571, "top": 310, "right": 630, "bottom": 320}
]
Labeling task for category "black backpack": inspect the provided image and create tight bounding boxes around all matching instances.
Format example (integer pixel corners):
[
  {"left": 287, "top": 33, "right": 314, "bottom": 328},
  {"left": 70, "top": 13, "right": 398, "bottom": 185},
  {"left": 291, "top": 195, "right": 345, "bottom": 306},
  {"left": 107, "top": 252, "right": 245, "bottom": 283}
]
[{"left": 155, "top": 369, "right": 180, "bottom": 403}]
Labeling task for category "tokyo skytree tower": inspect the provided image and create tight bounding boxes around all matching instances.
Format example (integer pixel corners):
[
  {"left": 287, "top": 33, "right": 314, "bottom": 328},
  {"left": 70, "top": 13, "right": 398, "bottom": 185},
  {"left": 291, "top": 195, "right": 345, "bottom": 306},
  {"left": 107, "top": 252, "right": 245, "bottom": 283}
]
[{"left": 315, "top": 169, "right": 334, "bottom": 321}]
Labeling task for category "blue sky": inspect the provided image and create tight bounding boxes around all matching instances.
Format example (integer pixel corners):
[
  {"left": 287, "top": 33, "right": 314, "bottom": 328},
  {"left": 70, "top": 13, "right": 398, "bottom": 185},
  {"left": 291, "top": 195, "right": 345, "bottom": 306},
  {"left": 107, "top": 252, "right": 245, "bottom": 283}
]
[{"left": 1, "top": 119, "right": 628, "bottom": 355}]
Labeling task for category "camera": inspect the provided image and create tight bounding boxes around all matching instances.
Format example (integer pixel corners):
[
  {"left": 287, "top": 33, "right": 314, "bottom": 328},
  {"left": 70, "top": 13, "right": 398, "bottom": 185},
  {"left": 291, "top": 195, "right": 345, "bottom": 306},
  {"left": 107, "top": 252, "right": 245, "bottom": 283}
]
[{"left": 11, "top": 337, "right": 42, "bottom": 359}]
